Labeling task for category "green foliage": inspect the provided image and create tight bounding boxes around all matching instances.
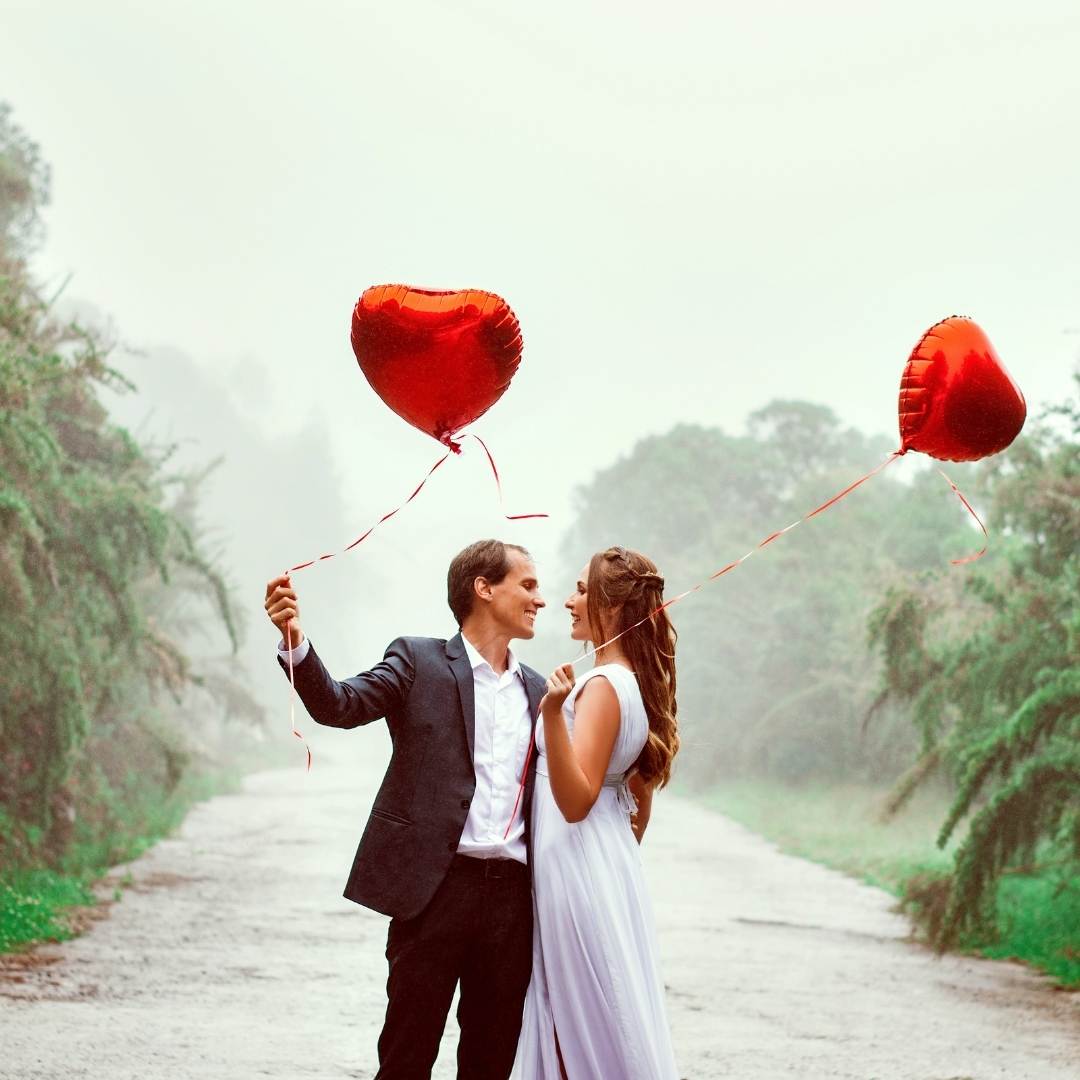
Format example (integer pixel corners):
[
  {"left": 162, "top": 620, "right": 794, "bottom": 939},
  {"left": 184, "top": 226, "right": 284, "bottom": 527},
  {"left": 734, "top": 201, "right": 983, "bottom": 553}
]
[
  {"left": 980, "top": 872, "right": 1080, "bottom": 985},
  {"left": 868, "top": 379, "right": 1080, "bottom": 951},
  {"left": 939, "top": 671, "right": 1080, "bottom": 845},
  {"left": 0, "top": 869, "right": 94, "bottom": 952}
]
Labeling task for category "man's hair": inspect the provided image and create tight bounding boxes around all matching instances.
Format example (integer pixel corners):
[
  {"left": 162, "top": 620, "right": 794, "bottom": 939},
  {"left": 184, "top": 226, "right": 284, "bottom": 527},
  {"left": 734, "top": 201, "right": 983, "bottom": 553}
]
[{"left": 447, "top": 539, "right": 531, "bottom": 627}]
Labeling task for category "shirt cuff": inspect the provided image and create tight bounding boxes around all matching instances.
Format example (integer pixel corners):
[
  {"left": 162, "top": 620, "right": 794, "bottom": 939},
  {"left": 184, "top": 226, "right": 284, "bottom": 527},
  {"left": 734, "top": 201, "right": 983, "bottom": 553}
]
[{"left": 277, "top": 635, "right": 310, "bottom": 665}]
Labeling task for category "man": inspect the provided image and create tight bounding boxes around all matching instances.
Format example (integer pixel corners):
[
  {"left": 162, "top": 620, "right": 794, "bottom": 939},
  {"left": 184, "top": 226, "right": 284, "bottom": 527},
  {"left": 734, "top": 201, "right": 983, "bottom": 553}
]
[{"left": 263, "top": 539, "right": 547, "bottom": 1080}]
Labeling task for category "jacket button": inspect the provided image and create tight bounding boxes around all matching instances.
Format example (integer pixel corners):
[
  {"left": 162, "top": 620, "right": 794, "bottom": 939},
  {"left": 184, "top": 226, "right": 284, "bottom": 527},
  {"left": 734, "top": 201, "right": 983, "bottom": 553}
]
[
  {"left": 461, "top": 799, "right": 471, "bottom": 810},
  {"left": 447, "top": 841, "right": 456, "bottom": 852}
]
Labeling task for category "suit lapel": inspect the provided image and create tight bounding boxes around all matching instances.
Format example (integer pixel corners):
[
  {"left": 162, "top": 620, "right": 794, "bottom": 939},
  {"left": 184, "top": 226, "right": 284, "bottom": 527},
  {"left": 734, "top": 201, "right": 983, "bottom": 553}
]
[
  {"left": 523, "top": 670, "right": 544, "bottom": 791},
  {"left": 446, "top": 634, "right": 476, "bottom": 760},
  {"left": 524, "top": 673, "right": 544, "bottom": 754},
  {"left": 518, "top": 669, "right": 543, "bottom": 863}
]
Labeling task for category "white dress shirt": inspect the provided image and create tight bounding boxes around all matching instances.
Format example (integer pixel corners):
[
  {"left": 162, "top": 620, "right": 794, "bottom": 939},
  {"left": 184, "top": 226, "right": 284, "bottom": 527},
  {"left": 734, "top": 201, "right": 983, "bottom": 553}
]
[
  {"left": 276, "top": 632, "right": 534, "bottom": 863},
  {"left": 457, "top": 634, "right": 533, "bottom": 864},
  {"left": 278, "top": 634, "right": 311, "bottom": 665}
]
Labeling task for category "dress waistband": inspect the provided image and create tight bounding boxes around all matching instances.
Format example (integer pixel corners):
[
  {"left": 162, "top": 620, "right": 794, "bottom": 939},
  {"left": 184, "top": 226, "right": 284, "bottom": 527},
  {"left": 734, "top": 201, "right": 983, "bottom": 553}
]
[
  {"left": 536, "top": 766, "right": 626, "bottom": 784},
  {"left": 536, "top": 768, "right": 636, "bottom": 815}
]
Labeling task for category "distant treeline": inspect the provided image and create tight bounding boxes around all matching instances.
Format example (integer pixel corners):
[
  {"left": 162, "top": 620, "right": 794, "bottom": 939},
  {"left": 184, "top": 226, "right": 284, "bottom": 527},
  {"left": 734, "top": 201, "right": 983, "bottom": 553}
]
[
  {"left": 562, "top": 390, "right": 1078, "bottom": 954},
  {"left": 561, "top": 399, "right": 974, "bottom": 785}
]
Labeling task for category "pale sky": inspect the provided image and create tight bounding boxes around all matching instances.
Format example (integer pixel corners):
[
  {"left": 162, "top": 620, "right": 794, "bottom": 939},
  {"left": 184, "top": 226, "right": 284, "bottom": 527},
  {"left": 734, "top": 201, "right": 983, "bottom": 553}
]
[{"left": 3, "top": 1, "right": 1079, "bottom": 704}]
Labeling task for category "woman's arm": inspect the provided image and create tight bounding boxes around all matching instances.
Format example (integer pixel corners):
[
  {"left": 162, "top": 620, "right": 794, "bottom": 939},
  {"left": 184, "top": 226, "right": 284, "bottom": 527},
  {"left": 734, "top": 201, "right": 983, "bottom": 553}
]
[
  {"left": 628, "top": 773, "right": 653, "bottom": 843},
  {"left": 541, "top": 666, "right": 620, "bottom": 824}
]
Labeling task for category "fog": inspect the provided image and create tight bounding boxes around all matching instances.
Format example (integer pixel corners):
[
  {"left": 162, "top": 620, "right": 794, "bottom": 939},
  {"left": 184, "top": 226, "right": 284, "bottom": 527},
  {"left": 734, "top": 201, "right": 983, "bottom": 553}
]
[{"left": 4, "top": 0, "right": 1078, "bottom": 730}]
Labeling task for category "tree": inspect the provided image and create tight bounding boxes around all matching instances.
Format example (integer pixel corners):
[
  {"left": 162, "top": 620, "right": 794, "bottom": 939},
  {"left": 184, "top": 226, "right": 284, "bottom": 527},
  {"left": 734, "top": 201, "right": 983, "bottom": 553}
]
[
  {"left": 559, "top": 403, "right": 973, "bottom": 787},
  {"left": 868, "top": 378, "right": 1080, "bottom": 948},
  {"left": 0, "top": 102, "right": 50, "bottom": 257},
  {"left": 0, "top": 103, "right": 260, "bottom": 865}
]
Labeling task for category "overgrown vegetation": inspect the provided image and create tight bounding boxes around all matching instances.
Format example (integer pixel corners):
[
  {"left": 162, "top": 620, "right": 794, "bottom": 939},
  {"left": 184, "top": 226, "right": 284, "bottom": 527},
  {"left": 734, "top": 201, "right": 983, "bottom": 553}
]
[
  {"left": 560, "top": 382, "right": 1078, "bottom": 984},
  {"left": 0, "top": 104, "right": 266, "bottom": 950},
  {"left": 867, "top": 385, "right": 1079, "bottom": 957}
]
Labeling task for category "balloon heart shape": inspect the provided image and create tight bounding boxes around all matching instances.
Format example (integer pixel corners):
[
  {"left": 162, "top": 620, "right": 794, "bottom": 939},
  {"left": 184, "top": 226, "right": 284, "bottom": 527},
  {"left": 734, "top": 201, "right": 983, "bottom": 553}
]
[
  {"left": 350, "top": 285, "right": 523, "bottom": 450},
  {"left": 898, "top": 316, "right": 1026, "bottom": 462}
]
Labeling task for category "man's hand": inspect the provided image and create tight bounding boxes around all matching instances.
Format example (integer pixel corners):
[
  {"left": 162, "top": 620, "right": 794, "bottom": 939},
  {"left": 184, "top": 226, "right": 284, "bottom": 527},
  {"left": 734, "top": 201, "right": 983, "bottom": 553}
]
[{"left": 264, "top": 574, "right": 304, "bottom": 648}]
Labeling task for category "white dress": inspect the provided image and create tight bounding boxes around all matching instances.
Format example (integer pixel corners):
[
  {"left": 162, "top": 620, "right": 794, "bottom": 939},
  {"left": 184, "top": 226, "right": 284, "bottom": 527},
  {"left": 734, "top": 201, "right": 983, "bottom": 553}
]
[{"left": 512, "top": 664, "right": 680, "bottom": 1079}]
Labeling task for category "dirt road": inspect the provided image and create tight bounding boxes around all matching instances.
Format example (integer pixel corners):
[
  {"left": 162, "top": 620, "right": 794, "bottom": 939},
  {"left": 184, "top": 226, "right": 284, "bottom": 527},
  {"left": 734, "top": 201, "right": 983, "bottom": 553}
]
[{"left": 2, "top": 744, "right": 1077, "bottom": 1079}]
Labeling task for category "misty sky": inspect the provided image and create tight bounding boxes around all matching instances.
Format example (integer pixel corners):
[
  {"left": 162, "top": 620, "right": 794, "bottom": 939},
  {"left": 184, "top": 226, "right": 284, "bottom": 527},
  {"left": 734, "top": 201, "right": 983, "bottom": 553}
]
[{"left": 3, "top": 1, "right": 1079, "bottom": 694}]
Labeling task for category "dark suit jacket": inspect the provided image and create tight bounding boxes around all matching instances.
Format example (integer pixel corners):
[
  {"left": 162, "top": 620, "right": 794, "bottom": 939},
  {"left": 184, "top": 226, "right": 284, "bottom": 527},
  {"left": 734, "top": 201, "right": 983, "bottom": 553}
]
[{"left": 278, "top": 633, "right": 545, "bottom": 919}]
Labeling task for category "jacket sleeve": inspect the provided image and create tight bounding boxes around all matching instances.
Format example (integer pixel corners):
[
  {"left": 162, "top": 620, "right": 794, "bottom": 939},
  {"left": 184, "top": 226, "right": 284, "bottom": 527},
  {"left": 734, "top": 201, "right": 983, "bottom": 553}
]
[{"left": 276, "top": 637, "right": 416, "bottom": 729}]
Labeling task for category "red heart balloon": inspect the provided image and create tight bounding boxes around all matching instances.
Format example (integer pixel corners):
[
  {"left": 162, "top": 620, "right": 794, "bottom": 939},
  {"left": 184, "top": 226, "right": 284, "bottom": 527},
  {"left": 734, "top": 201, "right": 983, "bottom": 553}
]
[
  {"left": 898, "top": 316, "right": 1026, "bottom": 462},
  {"left": 350, "top": 285, "right": 523, "bottom": 449}
]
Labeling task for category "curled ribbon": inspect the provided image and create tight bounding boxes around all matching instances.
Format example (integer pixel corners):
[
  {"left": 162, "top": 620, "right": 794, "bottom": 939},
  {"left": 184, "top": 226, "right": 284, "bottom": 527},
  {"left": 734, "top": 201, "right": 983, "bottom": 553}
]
[
  {"left": 937, "top": 468, "right": 989, "bottom": 564},
  {"left": 284, "top": 621, "right": 311, "bottom": 772},
  {"left": 281, "top": 435, "right": 546, "bottom": 769}
]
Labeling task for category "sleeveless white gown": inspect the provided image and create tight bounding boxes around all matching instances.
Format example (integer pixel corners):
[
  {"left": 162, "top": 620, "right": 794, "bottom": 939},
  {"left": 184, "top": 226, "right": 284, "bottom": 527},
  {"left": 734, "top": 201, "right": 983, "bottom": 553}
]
[{"left": 511, "top": 664, "right": 680, "bottom": 1079}]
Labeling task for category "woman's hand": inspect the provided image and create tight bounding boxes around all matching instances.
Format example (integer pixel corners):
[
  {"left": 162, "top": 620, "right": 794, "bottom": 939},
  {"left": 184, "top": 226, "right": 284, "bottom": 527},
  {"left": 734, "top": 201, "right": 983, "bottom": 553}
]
[
  {"left": 264, "top": 574, "right": 304, "bottom": 647},
  {"left": 540, "top": 663, "right": 576, "bottom": 719}
]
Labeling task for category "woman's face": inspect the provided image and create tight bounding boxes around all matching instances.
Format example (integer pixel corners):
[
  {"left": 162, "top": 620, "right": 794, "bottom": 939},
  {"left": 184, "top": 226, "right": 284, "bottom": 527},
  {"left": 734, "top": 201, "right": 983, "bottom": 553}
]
[{"left": 565, "top": 563, "right": 591, "bottom": 641}]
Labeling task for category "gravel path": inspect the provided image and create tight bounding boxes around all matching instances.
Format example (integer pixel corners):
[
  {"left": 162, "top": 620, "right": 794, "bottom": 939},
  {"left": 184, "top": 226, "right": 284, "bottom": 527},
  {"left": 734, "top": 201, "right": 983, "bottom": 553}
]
[{"left": 2, "top": 743, "right": 1077, "bottom": 1079}]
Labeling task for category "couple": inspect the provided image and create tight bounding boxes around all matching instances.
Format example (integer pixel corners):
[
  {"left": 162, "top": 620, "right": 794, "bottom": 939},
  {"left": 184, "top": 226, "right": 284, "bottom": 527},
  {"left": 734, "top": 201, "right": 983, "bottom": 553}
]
[{"left": 263, "top": 539, "right": 680, "bottom": 1079}]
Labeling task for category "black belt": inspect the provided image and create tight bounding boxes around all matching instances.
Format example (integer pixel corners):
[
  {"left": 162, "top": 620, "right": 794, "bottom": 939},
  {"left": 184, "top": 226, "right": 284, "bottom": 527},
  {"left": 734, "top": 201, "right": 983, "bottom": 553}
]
[{"left": 450, "top": 853, "right": 528, "bottom": 879}]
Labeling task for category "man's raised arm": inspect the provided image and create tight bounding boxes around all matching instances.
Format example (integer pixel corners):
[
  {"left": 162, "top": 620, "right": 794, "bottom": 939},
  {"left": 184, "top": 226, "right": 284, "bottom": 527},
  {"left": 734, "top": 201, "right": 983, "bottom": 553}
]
[{"left": 264, "top": 574, "right": 414, "bottom": 728}]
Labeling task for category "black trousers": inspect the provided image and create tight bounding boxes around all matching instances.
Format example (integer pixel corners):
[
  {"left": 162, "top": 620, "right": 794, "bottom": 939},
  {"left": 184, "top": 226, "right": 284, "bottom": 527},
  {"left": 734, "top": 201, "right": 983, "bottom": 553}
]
[{"left": 375, "top": 854, "right": 533, "bottom": 1080}]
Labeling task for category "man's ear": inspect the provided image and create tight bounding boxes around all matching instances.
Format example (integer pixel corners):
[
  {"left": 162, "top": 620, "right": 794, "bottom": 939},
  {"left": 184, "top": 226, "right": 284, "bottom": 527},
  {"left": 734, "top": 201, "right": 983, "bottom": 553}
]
[{"left": 473, "top": 576, "right": 493, "bottom": 605}]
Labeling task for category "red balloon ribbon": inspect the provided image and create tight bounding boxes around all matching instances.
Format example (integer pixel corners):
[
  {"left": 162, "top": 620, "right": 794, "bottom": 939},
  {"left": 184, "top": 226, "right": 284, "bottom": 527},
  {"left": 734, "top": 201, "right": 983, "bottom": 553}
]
[
  {"left": 937, "top": 468, "right": 989, "bottom": 564},
  {"left": 284, "top": 621, "right": 312, "bottom": 773},
  {"left": 503, "top": 449, "right": 989, "bottom": 837},
  {"left": 467, "top": 434, "right": 549, "bottom": 522},
  {"left": 286, "top": 435, "right": 545, "bottom": 577},
  {"left": 283, "top": 435, "right": 546, "bottom": 768}
]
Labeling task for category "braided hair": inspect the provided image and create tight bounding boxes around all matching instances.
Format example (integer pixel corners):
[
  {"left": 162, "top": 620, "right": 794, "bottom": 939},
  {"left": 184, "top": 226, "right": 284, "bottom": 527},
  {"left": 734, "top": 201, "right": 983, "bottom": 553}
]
[{"left": 585, "top": 546, "right": 679, "bottom": 788}]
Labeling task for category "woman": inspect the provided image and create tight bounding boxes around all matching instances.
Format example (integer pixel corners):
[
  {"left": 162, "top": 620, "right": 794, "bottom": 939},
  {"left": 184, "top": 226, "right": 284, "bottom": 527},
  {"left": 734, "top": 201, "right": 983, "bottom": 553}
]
[{"left": 513, "top": 546, "right": 681, "bottom": 1079}]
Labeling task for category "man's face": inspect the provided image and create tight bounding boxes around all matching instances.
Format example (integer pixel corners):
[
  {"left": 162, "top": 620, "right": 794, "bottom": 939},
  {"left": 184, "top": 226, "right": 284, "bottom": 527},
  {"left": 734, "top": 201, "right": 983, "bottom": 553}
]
[{"left": 485, "top": 551, "right": 545, "bottom": 639}]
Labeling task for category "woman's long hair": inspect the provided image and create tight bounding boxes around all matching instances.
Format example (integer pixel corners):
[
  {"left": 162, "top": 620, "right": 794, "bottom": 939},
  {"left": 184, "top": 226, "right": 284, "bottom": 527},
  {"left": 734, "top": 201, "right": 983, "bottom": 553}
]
[{"left": 586, "top": 546, "right": 679, "bottom": 788}]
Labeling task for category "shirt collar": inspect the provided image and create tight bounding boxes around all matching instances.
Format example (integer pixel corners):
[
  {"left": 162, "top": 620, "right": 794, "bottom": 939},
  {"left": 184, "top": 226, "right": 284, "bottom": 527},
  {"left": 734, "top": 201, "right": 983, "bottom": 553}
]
[{"left": 461, "top": 633, "right": 521, "bottom": 678}]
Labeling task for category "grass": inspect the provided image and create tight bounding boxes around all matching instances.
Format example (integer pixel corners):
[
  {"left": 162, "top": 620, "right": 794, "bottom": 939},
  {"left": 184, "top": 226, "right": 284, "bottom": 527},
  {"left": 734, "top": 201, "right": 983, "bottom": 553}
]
[
  {"left": 698, "top": 777, "right": 957, "bottom": 890},
  {"left": 979, "top": 875, "right": 1080, "bottom": 985},
  {"left": 696, "top": 777, "right": 1080, "bottom": 988},
  {"left": 0, "top": 870, "right": 96, "bottom": 952}
]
